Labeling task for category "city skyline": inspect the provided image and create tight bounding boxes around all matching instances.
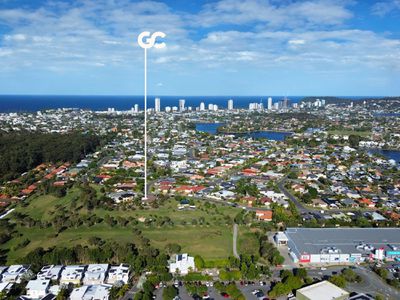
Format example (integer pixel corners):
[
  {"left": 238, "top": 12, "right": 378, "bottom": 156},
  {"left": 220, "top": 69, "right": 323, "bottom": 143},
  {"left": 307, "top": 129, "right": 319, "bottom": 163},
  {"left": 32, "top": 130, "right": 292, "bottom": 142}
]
[{"left": 0, "top": 0, "right": 399, "bottom": 96}]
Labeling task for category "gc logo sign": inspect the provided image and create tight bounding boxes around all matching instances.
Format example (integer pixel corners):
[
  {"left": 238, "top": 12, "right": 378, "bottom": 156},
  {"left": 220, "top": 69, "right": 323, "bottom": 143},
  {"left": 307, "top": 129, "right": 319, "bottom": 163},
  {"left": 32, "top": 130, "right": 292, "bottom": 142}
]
[{"left": 137, "top": 31, "right": 166, "bottom": 49}]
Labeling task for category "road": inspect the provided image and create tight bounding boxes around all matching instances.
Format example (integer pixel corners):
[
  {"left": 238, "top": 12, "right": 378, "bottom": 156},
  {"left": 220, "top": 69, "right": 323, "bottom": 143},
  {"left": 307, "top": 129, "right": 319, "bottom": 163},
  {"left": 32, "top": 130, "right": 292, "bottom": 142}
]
[
  {"left": 233, "top": 223, "right": 239, "bottom": 258},
  {"left": 277, "top": 176, "right": 308, "bottom": 214},
  {"left": 351, "top": 266, "right": 400, "bottom": 300},
  {"left": 306, "top": 265, "right": 400, "bottom": 300},
  {"left": 121, "top": 274, "right": 146, "bottom": 300},
  {"left": 277, "top": 176, "right": 367, "bottom": 216},
  {"left": 0, "top": 208, "right": 14, "bottom": 219}
]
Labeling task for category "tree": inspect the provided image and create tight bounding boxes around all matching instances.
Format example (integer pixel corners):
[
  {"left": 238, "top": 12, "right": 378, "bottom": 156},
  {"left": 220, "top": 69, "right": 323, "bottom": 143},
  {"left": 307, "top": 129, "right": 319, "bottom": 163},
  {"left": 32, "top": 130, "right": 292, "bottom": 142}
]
[
  {"left": 349, "top": 134, "right": 360, "bottom": 148},
  {"left": 165, "top": 243, "right": 181, "bottom": 255},
  {"left": 162, "top": 286, "right": 178, "bottom": 300},
  {"left": 329, "top": 275, "right": 346, "bottom": 288},
  {"left": 56, "top": 287, "right": 69, "bottom": 300},
  {"left": 194, "top": 255, "right": 205, "bottom": 270},
  {"left": 294, "top": 268, "right": 307, "bottom": 279}
]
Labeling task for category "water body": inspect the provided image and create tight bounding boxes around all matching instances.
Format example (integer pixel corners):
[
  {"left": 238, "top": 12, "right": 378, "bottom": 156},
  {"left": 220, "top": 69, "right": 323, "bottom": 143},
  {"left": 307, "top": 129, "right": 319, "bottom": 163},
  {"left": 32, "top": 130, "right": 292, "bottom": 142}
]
[
  {"left": 237, "top": 131, "right": 292, "bottom": 141},
  {"left": 195, "top": 123, "right": 224, "bottom": 134},
  {"left": 373, "top": 113, "right": 400, "bottom": 117},
  {"left": 369, "top": 149, "right": 400, "bottom": 163},
  {"left": 195, "top": 123, "right": 292, "bottom": 141},
  {"left": 0, "top": 95, "right": 369, "bottom": 113}
]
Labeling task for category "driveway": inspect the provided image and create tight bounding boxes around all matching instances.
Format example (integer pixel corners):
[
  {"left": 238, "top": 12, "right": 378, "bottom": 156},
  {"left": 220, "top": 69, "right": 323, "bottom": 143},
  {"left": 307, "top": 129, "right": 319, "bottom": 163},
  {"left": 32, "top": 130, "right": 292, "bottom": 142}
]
[{"left": 233, "top": 223, "right": 239, "bottom": 258}]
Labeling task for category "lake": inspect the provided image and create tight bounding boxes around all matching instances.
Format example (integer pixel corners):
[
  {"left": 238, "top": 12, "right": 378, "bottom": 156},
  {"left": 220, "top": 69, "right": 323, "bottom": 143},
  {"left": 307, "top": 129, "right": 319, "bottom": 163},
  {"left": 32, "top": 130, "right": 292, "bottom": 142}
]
[
  {"left": 195, "top": 123, "right": 292, "bottom": 141},
  {"left": 369, "top": 149, "right": 400, "bottom": 163}
]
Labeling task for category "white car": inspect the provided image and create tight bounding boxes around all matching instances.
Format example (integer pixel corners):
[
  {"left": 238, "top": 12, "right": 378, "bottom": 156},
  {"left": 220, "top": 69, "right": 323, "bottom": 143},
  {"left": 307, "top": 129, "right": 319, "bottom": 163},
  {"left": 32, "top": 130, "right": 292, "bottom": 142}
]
[{"left": 252, "top": 289, "right": 260, "bottom": 295}]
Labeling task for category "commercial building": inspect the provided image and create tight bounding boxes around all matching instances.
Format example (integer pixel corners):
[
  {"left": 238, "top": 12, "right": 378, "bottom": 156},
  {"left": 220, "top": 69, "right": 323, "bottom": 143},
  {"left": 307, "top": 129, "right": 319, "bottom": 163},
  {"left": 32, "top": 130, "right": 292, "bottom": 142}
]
[
  {"left": 267, "top": 97, "right": 273, "bottom": 110},
  {"left": 296, "top": 280, "right": 349, "bottom": 300},
  {"left": 276, "top": 227, "right": 400, "bottom": 264},
  {"left": 179, "top": 99, "right": 185, "bottom": 112},
  {"left": 155, "top": 97, "right": 161, "bottom": 113},
  {"left": 200, "top": 102, "right": 205, "bottom": 111},
  {"left": 228, "top": 99, "right": 234, "bottom": 110}
]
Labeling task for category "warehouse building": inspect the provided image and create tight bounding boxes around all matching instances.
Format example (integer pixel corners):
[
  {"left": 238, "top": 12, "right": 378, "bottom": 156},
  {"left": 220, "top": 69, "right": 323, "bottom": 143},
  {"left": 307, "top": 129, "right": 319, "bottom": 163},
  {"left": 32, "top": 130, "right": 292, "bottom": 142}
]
[
  {"left": 296, "top": 281, "right": 349, "bottom": 300},
  {"left": 275, "top": 227, "right": 400, "bottom": 264}
]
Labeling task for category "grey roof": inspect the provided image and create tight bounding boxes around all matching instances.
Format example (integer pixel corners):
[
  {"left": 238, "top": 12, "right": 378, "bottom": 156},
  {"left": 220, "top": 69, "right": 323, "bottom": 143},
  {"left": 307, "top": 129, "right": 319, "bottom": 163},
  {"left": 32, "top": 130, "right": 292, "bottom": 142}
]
[{"left": 285, "top": 227, "right": 400, "bottom": 257}]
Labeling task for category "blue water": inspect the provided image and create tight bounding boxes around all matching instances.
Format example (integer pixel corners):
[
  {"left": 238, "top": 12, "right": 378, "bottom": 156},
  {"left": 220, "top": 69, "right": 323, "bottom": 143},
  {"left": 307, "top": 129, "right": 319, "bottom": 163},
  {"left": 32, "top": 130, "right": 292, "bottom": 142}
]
[
  {"left": 0, "top": 95, "right": 369, "bottom": 113},
  {"left": 373, "top": 113, "right": 400, "bottom": 117},
  {"left": 238, "top": 131, "right": 292, "bottom": 141},
  {"left": 195, "top": 123, "right": 292, "bottom": 141},
  {"left": 369, "top": 149, "right": 400, "bottom": 163},
  {"left": 195, "top": 123, "right": 224, "bottom": 134}
]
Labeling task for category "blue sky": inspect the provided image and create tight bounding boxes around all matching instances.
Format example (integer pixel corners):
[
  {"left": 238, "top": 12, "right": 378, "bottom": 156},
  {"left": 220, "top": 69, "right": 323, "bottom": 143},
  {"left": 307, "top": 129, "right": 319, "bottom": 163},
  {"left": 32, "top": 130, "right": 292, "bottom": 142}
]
[{"left": 0, "top": 0, "right": 399, "bottom": 96}]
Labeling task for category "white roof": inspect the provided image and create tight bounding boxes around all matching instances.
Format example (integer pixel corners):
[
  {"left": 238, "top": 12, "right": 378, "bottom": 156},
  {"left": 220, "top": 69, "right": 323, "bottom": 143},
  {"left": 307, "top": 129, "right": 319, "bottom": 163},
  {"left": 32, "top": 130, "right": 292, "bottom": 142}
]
[
  {"left": 26, "top": 279, "right": 50, "bottom": 292},
  {"left": 297, "top": 281, "right": 349, "bottom": 300},
  {"left": 275, "top": 231, "right": 288, "bottom": 241},
  {"left": 70, "top": 284, "right": 111, "bottom": 300},
  {"left": 0, "top": 282, "right": 13, "bottom": 293}
]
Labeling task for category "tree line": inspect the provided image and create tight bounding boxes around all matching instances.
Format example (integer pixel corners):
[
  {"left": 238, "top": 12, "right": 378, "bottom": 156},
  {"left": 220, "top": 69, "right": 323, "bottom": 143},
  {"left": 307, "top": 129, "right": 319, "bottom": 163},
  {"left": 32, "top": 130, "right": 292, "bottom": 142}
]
[{"left": 0, "top": 132, "right": 102, "bottom": 182}]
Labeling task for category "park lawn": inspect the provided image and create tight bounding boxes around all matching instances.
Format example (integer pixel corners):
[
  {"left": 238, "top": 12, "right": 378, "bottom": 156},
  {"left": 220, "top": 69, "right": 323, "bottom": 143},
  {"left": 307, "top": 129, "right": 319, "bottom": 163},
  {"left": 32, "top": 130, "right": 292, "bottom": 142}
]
[
  {"left": 328, "top": 130, "right": 371, "bottom": 137},
  {"left": 4, "top": 223, "right": 235, "bottom": 263},
  {"left": 14, "top": 187, "right": 80, "bottom": 220},
  {"left": 3, "top": 224, "right": 135, "bottom": 264},
  {"left": 5, "top": 186, "right": 243, "bottom": 262},
  {"left": 142, "top": 225, "right": 233, "bottom": 260},
  {"left": 93, "top": 200, "right": 238, "bottom": 225},
  {"left": 237, "top": 226, "right": 260, "bottom": 256}
]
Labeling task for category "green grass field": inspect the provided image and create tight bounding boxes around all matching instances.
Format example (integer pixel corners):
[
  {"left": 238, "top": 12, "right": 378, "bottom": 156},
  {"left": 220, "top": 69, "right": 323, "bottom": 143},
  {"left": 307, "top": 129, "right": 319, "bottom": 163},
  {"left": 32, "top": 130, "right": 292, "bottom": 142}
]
[
  {"left": 237, "top": 226, "right": 260, "bottom": 256},
  {"left": 327, "top": 130, "right": 371, "bottom": 137},
  {"left": 2, "top": 186, "right": 248, "bottom": 263}
]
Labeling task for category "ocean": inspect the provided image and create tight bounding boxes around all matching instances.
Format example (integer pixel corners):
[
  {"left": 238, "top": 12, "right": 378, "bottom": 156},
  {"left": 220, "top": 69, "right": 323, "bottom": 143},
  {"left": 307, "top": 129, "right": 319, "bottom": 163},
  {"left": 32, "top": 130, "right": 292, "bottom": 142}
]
[{"left": 0, "top": 95, "right": 367, "bottom": 113}]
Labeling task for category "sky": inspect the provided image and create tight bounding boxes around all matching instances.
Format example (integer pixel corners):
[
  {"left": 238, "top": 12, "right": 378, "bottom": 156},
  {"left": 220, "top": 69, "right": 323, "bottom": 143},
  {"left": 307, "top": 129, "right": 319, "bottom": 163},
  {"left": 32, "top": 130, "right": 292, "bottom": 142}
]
[{"left": 0, "top": 0, "right": 399, "bottom": 96}]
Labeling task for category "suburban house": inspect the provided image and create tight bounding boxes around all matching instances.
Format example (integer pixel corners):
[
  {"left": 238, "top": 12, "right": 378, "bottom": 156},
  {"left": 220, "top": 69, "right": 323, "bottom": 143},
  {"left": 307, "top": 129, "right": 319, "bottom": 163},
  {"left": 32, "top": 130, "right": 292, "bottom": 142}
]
[
  {"left": 1, "top": 265, "right": 30, "bottom": 283},
  {"left": 106, "top": 264, "right": 130, "bottom": 285},
  {"left": 60, "top": 265, "right": 86, "bottom": 285},
  {"left": 83, "top": 264, "right": 109, "bottom": 285},
  {"left": 37, "top": 265, "right": 63, "bottom": 281},
  {"left": 70, "top": 284, "right": 111, "bottom": 300},
  {"left": 25, "top": 279, "right": 50, "bottom": 299},
  {"left": 255, "top": 210, "right": 273, "bottom": 222}
]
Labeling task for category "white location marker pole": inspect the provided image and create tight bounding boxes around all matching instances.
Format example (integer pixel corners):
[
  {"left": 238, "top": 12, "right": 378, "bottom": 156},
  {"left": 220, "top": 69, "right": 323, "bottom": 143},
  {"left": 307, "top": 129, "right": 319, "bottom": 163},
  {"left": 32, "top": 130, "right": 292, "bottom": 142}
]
[{"left": 137, "top": 31, "right": 166, "bottom": 200}]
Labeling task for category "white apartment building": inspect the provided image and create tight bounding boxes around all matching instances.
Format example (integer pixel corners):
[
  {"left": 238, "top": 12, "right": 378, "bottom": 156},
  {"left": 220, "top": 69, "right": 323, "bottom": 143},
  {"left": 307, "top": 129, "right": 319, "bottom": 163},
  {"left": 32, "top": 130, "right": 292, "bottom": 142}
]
[
  {"left": 169, "top": 254, "right": 195, "bottom": 275},
  {"left": 1, "top": 265, "right": 30, "bottom": 283},
  {"left": 106, "top": 264, "right": 130, "bottom": 285},
  {"left": 60, "top": 265, "right": 86, "bottom": 285},
  {"left": 70, "top": 284, "right": 111, "bottom": 300},
  {"left": 25, "top": 279, "right": 50, "bottom": 299},
  {"left": 37, "top": 265, "right": 63, "bottom": 281},
  {"left": 83, "top": 264, "right": 109, "bottom": 285}
]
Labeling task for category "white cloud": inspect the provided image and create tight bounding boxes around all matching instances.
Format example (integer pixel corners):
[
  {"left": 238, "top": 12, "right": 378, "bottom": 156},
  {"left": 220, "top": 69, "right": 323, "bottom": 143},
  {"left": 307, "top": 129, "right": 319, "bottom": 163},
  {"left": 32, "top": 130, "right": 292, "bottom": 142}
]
[
  {"left": 0, "top": 0, "right": 398, "bottom": 80},
  {"left": 193, "top": 0, "right": 353, "bottom": 28},
  {"left": 371, "top": 0, "right": 400, "bottom": 16},
  {"left": 288, "top": 39, "right": 306, "bottom": 45},
  {"left": 4, "top": 34, "right": 27, "bottom": 41}
]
